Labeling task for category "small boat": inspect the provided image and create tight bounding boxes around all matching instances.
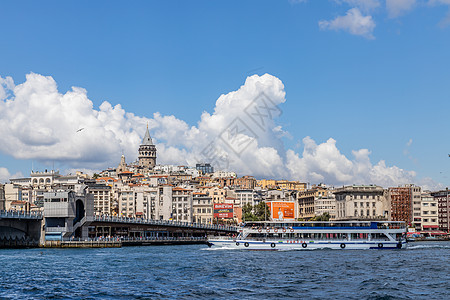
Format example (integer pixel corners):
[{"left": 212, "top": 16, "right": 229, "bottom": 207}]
[{"left": 208, "top": 220, "right": 407, "bottom": 250}]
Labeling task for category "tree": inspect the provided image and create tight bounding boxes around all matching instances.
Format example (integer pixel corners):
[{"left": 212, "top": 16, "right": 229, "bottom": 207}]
[
  {"left": 92, "top": 173, "right": 100, "bottom": 179},
  {"left": 311, "top": 212, "right": 331, "bottom": 221},
  {"left": 243, "top": 202, "right": 270, "bottom": 222}
]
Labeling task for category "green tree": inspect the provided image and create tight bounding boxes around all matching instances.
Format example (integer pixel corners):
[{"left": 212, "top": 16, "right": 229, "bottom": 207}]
[
  {"left": 92, "top": 173, "right": 100, "bottom": 179},
  {"left": 243, "top": 202, "right": 270, "bottom": 222},
  {"left": 311, "top": 212, "right": 331, "bottom": 221}
]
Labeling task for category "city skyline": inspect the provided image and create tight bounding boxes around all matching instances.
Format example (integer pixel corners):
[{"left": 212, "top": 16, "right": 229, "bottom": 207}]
[{"left": 1, "top": 1, "right": 450, "bottom": 189}]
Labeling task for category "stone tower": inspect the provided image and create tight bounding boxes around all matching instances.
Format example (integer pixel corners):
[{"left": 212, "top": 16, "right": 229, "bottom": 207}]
[
  {"left": 116, "top": 154, "right": 128, "bottom": 173},
  {"left": 138, "top": 125, "right": 156, "bottom": 172}
]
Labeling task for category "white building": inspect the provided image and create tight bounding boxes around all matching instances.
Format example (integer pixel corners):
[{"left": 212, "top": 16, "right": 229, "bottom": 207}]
[
  {"left": 420, "top": 192, "right": 439, "bottom": 234},
  {"left": 334, "top": 185, "right": 389, "bottom": 220}
]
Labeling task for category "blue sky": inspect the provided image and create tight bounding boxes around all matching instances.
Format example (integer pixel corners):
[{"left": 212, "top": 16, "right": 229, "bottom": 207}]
[{"left": 0, "top": 0, "right": 450, "bottom": 188}]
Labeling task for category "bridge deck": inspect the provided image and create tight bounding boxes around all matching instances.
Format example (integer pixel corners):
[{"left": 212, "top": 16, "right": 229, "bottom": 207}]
[
  {"left": 93, "top": 216, "right": 238, "bottom": 232},
  {"left": 0, "top": 210, "right": 43, "bottom": 220}
]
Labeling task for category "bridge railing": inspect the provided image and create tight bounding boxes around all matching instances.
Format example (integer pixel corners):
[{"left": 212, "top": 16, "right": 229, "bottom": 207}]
[
  {"left": 0, "top": 210, "right": 43, "bottom": 219},
  {"left": 93, "top": 215, "right": 238, "bottom": 232},
  {"left": 63, "top": 236, "right": 208, "bottom": 242}
]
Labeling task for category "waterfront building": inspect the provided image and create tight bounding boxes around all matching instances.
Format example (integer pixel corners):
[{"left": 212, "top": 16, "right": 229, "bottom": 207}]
[
  {"left": 388, "top": 184, "right": 421, "bottom": 226},
  {"left": 297, "top": 190, "right": 315, "bottom": 220},
  {"left": 431, "top": 189, "right": 450, "bottom": 233},
  {"left": 4, "top": 184, "right": 23, "bottom": 211},
  {"left": 296, "top": 185, "right": 331, "bottom": 220},
  {"left": 334, "top": 185, "right": 389, "bottom": 220},
  {"left": 43, "top": 184, "right": 94, "bottom": 239},
  {"left": 314, "top": 195, "right": 337, "bottom": 220},
  {"left": 171, "top": 187, "right": 193, "bottom": 222},
  {"left": 192, "top": 192, "right": 213, "bottom": 224},
  {"left": 420, "top": 192, "right": 439, "bottom": 234},
  {"left": 87, "top": 183, "right": 112, "bottom": 216},
  {"left": 9, "top": 170, "right": 85, "bottom": 208}
]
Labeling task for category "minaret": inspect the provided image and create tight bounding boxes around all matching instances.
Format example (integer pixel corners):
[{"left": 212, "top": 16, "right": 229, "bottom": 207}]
[{"left": 138, "top": 124, "right": 156, "bottom": 172}]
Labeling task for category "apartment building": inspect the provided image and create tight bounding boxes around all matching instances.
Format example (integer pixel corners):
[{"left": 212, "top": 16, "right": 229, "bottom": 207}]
[
  {"left": 334, "top": 185, "right": 389, "bottom": 220},
  {"left": 431, "top": 189, "right": 450, "bottom": 233},
  {"left": 171, "top": 187, "right": 193, "bottom": 222},
  {"left": 420, "top": 192, "right": 439, "bottom": 233},
  {"left": 192, "top": 192, "right": 213, "bottom": 224}
]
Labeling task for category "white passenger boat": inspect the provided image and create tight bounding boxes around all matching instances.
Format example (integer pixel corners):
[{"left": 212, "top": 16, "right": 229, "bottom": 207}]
[{"left": 208, "top": 221, "right": 407, "bottom": 250}]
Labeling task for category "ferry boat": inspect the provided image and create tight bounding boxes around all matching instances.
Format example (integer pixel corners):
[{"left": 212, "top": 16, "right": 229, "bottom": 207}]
[{"left": 208, "top": 221, "right": 407, "bottom": 250}]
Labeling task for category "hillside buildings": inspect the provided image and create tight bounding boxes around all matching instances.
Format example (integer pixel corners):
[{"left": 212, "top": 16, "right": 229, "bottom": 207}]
[{"left": 1, "top": 125, "right": 450, "bottom": 235}]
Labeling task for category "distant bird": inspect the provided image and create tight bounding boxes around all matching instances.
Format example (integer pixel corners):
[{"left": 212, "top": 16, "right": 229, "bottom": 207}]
[{"left": 76, "top": 128, "right": 85, "bottom": 133}]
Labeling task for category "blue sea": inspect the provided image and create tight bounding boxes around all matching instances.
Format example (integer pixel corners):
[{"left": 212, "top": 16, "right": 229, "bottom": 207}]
[{"left": 0, "top": 242, "right": 449, "bottom": 299}]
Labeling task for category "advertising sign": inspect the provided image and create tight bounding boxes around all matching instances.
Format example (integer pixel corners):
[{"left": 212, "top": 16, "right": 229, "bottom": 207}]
[
  {"left": 270, "top": 202, "right": 296, "bottom": 220},
  {"left": 214, "top": 203, "right": 234, "bottom": 219}
]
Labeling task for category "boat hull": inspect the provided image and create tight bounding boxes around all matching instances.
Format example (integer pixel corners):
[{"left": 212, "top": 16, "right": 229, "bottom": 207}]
[{"left": 208, "top": 239, "right": 407, "bottom": 250}]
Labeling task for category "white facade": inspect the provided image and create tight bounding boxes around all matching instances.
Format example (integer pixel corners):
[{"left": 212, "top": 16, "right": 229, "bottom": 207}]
[
  {"left": 334, "top": 185, "right": 389, "bottom": 220},
  {"left": 172, "top": 187, "right": 193, "bottom": 222},
  {"left": 314, "top": 196, "right": 337, "bottom": 219},
  {"left": 420, "top": 192, "right": 439, "bottom": 232}
]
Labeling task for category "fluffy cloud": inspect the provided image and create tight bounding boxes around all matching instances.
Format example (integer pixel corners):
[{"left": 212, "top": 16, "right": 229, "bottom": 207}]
[
  {"left": 335, "top": 0, "right": 381, "bottom": 12},
  {"left": 0, "top": 167, "right": 23, "bottom": 183},
  {"left": 0, "top": 73, "right": 145, "bottom": 169},
  {"left": 0, "top": 167, "right": 11, "bottom": 183},
  {"left": 386, "top": 0, "right": 417, "bottom": 18},
  {"left": 319, "top": 8, "right": 376, "bottom": 39},
  {"left": 286, "top": 137, "right": 417, "bottom": 187},
  {"left": 0, "top": 72, "right": 438, "bottom": 188}
]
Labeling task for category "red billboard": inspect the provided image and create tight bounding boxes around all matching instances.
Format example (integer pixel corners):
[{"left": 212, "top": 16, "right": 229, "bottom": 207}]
[{"left": 214, "top": 203, "right": 234, "bottom": 219}]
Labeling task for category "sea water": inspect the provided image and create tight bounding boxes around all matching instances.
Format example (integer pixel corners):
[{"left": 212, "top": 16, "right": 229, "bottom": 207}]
[{"left": 0, "top": 241, "right": 449, "bottom": 299}]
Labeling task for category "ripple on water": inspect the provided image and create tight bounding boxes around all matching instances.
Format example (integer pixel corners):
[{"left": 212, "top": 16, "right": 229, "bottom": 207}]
[{"left": 0, "top": 242, "right": 449, "bottom": 299}]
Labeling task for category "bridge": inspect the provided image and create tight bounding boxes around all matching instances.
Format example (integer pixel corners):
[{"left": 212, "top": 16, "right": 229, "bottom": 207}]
[
  {"left": 0, "top": 209, "right": 238, "bottom": 248},
  {"left": 88, "top": 215, "right": 238, "bottom": 241},
  {"left": 0, "top": 210, "right": 43, "bottom": 248}
]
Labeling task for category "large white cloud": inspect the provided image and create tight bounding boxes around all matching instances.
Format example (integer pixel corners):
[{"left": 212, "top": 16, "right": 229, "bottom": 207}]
[
  {"left": 319, "top": 8, "right": 376, "bottom": 39},
  {"left": 0, "top": 72, "right": 439, "bottom": 189}
]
